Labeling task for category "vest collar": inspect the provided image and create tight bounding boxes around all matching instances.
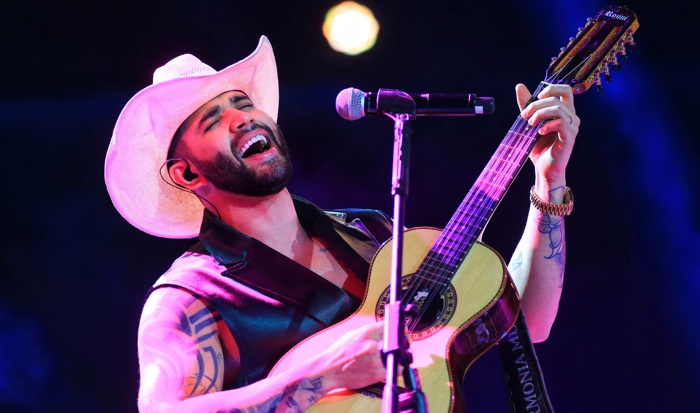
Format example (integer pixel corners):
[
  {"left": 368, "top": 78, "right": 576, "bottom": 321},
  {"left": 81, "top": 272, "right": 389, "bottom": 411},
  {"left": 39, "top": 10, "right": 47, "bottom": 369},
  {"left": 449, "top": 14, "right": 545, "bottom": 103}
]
[{"left": 195, "top": 195, "right": 377, "bottom": 326}]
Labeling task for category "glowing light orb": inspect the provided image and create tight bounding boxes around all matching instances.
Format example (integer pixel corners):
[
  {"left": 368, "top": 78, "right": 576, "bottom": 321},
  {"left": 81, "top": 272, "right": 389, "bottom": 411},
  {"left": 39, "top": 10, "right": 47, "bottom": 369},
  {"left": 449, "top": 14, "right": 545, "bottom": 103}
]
[{"left": 323, "top": 1, "right": 379, "bottom": 56}]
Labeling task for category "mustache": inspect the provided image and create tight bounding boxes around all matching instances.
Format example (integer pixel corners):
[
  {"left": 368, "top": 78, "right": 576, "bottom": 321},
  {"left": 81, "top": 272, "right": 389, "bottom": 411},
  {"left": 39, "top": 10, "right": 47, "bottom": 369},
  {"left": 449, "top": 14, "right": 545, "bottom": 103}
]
[
  {"left": 237, "top": 122, "right": 259, "bottom": 137},
  {"left": 241, "top": 122, "right": 286, "bottom": 150},
  {"left": 235, "top": 122, "right": 276, "bottom": 143}
]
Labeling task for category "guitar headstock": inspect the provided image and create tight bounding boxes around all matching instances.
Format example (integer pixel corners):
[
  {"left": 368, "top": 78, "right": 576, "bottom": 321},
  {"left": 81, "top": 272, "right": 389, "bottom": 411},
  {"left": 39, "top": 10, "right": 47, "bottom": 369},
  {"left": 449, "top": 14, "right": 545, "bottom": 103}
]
[{"left": 546, "top": 5, "right": 639, "bottom": 94}]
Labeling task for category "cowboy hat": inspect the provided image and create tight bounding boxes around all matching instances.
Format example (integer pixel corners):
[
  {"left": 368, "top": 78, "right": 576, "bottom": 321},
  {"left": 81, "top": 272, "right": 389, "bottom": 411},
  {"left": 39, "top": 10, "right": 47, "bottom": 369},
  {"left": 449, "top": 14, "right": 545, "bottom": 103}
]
[{"left": 104, "top": 35, "right": 279, "bottom": 239}]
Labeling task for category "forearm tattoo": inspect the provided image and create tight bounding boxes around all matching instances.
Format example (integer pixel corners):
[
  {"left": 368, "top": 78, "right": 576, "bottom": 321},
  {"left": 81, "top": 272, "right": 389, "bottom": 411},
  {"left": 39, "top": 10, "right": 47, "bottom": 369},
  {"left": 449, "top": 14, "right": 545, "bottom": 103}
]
[
  {"left": 509, "top": 251, "right": 523, "bottom": 272},
  {"left": 230, "top": 376, "right": 324, "bottom": 413},
  {"left": 536, "top": 212, "right": 566, "bottom": 287}
]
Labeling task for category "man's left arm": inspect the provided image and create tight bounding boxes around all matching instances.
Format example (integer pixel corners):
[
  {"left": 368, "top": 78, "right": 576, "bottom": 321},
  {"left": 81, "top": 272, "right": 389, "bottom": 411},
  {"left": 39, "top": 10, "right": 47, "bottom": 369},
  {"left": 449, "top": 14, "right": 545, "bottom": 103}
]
[{"left": 506, "top": 83, "right": 579, "bottom": 342}]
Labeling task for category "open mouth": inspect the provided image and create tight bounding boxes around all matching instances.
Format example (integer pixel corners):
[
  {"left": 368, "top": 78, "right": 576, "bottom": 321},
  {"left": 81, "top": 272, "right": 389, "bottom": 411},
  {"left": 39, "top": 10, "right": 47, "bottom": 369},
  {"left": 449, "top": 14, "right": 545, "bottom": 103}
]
[{"left": 239, "top": 135, "right": 270, "bottom": 158}]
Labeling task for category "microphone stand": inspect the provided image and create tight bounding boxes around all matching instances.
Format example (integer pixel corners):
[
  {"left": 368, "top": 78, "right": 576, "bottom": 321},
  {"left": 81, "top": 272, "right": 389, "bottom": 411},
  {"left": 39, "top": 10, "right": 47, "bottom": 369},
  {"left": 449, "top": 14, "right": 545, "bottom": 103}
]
[{"left": 376, "top": 89, "right": 428, "bottom": 413}]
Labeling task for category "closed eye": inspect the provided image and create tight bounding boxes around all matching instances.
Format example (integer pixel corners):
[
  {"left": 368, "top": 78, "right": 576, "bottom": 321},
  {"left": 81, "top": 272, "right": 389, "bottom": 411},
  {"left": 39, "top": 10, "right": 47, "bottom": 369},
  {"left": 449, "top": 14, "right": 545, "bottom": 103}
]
[
  {"left": 237, "top": 102, "right": 254, "bottom": 111},
  {"left": 205, "top": 119, "right": 220, "bottom": 131}
]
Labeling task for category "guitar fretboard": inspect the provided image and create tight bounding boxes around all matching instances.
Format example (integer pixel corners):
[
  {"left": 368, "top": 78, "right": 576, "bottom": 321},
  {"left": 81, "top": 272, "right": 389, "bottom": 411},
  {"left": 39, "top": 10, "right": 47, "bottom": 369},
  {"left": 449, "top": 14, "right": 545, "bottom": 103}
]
[{"left": 406, "top": 113, "right": 541, "bottom": 302}]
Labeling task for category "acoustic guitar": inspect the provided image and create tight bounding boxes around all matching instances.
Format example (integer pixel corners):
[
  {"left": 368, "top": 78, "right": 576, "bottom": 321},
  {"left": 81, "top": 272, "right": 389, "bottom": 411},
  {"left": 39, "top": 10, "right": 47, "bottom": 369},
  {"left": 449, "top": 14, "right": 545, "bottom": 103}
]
[{"left": 271, "top": 5, "right": 639, "bottom": 412}]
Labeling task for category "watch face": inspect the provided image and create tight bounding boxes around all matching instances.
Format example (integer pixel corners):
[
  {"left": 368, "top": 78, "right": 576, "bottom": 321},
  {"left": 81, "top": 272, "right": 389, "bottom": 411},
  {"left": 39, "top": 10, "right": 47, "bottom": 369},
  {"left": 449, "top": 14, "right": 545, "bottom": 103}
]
[{"left": 564, "top": 187, "right": 573, "bottom": 204}]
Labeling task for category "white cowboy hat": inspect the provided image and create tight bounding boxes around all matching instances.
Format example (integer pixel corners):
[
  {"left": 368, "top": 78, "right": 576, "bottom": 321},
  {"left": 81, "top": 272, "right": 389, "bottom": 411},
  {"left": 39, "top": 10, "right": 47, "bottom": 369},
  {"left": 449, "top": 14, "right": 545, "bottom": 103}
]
[{"left": 104, "top": 35, "right": 278, "bottom": 239}]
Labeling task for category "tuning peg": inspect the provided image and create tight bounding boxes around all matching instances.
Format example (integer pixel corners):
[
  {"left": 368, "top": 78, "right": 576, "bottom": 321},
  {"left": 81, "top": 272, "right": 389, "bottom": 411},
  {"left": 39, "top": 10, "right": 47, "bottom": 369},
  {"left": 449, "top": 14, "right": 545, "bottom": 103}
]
[
  {"left": 611, "top": 54, "right": 621, "bottom": 72},
  {"left": 619, "top": 44, "right": 629, "bottom": 62},
  {"left": 603, "top": 65, "right": 612, "bottom": 82},
  {"left": 625, "top": 33, "right": 636, "bottom": 52},
  {"left": 596, "top": 76, "right": 604, "bottom": 92}
]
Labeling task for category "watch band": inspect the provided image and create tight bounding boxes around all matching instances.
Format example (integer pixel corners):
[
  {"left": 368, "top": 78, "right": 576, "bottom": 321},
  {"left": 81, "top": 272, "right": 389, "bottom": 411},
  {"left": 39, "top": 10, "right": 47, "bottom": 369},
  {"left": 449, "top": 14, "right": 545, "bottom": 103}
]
[{"left": 529, "top": 186, "right": 574, "bottom": 216}]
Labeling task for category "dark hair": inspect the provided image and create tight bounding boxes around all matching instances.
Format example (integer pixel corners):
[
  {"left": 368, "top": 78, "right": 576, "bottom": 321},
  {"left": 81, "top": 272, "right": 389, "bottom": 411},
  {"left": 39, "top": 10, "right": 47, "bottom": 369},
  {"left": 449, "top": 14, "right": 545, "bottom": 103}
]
[{"left": 167, "top": 119, "right": 191, "bottom": 160}]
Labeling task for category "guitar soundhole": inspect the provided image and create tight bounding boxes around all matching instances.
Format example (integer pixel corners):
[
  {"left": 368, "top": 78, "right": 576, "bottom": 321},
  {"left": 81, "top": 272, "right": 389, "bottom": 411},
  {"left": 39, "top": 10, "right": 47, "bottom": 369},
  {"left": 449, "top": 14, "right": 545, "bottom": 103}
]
[{"left": 375, "top": 274, "right": 457, "bottom": 340}]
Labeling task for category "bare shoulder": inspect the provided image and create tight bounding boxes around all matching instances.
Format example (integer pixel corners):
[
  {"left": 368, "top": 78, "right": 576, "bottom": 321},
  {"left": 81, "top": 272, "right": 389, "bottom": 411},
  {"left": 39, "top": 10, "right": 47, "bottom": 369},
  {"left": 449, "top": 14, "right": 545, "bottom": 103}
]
[
  {"left": 139, "top": 286, "right": 216, "bottom": 330},
  {"left": 137, "top": 286, "right": 225, "bottom": 410}
]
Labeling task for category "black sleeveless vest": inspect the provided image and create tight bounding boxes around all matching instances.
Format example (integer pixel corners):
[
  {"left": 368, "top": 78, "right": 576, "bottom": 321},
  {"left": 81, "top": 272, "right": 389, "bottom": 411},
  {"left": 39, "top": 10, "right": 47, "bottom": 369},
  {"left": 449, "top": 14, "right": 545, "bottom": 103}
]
[{"left": 149, "top": 196, "right": 393, "bottom": 389}]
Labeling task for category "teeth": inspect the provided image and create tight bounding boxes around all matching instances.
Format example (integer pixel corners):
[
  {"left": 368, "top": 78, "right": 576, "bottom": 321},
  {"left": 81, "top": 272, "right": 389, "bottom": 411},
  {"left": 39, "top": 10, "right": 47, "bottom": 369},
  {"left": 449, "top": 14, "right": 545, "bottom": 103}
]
[{"left": 239, "top": 135, "right": 268, "bottom": 157}]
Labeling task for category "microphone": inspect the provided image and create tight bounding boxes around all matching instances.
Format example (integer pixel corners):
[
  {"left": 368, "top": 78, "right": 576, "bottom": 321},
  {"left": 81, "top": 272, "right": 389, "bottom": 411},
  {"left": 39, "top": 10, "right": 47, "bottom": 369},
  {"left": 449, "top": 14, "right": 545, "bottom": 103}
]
[{"left": 336, "top": 87, "right": 495, "bottom": 121}]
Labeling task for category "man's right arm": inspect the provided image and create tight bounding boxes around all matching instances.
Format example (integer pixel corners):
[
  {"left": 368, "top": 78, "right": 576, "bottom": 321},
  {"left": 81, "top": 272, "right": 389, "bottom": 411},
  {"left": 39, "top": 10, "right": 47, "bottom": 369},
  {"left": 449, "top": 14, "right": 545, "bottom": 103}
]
[{"left": 137, "top": 287, "right": 386, "bottom": 413}]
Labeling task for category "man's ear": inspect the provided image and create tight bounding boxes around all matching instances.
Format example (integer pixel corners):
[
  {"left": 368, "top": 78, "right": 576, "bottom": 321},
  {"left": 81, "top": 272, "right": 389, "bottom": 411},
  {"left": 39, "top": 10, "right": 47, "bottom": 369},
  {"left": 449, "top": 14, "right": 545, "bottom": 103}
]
[{"left": 168, "top": 159, "right": 205, "bottom": 189}]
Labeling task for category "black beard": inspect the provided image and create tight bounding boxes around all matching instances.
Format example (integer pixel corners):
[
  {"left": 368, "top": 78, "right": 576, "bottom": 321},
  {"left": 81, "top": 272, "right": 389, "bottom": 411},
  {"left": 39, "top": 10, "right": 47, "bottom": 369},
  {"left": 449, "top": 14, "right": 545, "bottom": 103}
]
[{"left": 193, "top": 123, "right": 293, "bottom": 196}]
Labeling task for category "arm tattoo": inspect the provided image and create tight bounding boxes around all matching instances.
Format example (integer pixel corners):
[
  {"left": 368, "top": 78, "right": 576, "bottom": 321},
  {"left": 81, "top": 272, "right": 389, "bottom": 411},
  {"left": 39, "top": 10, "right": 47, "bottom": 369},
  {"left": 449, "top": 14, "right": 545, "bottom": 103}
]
[
  {"left": 510, "top": 252, "right": 523, "bottom": 272},
  {"left": 230, "top": 376, "right": 324, "bottom": 413},
  {"left": 184, "top": 306, "right": 223, "bottom": 396},
  {"left": 139, "top": 292, "right": 223, "bottom": 398},
  {"left": 536, "top": 212, "right": 566, "bottom": 287}
]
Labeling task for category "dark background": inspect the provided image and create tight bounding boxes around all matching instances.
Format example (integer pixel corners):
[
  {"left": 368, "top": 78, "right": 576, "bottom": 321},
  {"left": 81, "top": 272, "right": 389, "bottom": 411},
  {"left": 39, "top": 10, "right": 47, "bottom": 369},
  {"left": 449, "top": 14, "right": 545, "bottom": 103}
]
[{"left": 1, "top": 0, "right": 698, "bottom": 412}]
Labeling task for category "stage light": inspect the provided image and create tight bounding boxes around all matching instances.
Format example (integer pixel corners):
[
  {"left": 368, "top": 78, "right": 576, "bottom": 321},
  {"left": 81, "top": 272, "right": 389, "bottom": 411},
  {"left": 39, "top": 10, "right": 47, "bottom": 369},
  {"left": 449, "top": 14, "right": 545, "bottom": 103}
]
[{"left": 322, "top": 1, "right": 379, "bottom": 56}]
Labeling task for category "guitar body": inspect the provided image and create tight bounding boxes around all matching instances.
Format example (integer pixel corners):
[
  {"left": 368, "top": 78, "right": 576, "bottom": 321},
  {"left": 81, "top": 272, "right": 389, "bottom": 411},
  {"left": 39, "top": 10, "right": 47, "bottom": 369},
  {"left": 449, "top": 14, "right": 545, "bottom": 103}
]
[{"left": 271, "top": 227, "right": 520, "bottom": 413}]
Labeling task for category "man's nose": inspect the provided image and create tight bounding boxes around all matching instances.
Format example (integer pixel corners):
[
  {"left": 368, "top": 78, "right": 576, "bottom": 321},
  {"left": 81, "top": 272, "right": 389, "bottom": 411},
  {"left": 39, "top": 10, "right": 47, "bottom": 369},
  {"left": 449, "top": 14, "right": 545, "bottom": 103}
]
[{"left": 224, "top": 108, "right": 253, "bottom": 131}]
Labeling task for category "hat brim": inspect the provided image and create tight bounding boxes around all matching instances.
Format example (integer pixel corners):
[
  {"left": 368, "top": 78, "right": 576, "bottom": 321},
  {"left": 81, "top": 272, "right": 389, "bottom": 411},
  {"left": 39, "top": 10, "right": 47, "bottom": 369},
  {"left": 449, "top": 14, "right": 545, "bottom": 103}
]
[{"left": 105, "top": 36, "right": 278, "bottom": 239}]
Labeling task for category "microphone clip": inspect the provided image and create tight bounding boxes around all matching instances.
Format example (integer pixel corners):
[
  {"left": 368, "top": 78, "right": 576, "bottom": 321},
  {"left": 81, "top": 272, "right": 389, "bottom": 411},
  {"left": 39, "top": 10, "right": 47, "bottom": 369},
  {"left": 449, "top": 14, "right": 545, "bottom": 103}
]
[{"left": 374, "top": 89, "right": 417, "bottom": 118}]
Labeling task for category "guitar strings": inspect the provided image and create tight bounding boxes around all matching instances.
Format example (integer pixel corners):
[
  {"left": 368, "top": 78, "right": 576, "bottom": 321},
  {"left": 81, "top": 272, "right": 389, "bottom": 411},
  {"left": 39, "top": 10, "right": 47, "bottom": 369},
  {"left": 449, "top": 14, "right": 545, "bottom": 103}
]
[
  {"left": 402, "top": 98, "right": 544, "bottom": 333},
  {"left": 410, "top": 67, "right": 575, "bottom": 324},
  {"left": 402, "top": 70, "right": 573, "bottom": 334}
]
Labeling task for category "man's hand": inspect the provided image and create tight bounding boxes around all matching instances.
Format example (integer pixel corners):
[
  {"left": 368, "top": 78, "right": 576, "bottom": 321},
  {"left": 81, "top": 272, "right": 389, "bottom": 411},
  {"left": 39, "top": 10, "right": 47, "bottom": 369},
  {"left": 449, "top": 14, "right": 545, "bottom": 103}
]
[
  {"left": 516, "top": 83, "right": 579, "bottom": 186},
  {"left": 317, "top": 321, "right": 387, "bottom": 391}
]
